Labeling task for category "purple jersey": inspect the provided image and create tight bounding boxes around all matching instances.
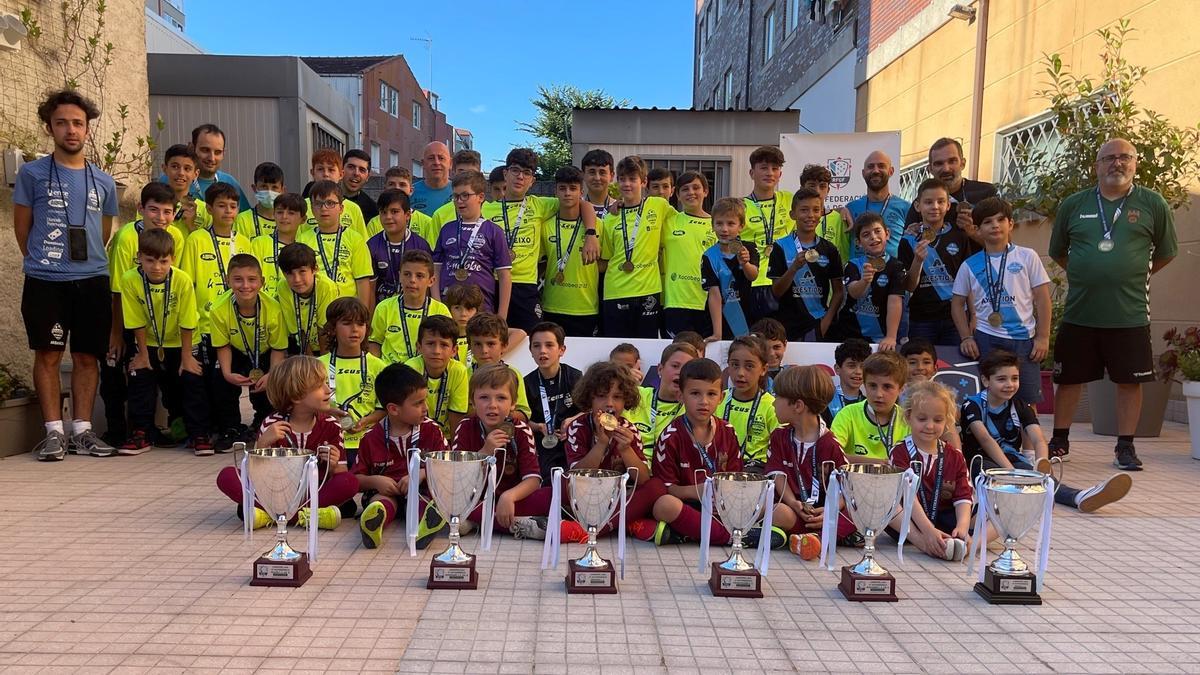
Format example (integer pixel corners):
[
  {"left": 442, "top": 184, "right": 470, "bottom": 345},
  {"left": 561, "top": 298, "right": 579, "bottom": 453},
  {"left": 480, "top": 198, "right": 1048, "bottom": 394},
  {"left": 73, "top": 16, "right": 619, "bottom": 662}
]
[
  {"left": 433, "top": 218, "right": 512, "bottom": 312},
  {"left": 367, "top": 230, "right": 433, "bottom": 303}
]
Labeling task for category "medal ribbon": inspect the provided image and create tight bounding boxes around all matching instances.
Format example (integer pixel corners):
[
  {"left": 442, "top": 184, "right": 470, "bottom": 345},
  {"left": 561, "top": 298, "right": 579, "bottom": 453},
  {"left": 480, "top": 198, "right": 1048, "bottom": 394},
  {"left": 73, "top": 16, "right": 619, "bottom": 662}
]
[
  {"left": 721, "top": 391, "right": 763, "bottom": 460},
  {"left": 553, "top": 215, "right": 583, "bottom": 277},
  {"left": 791, "top": 419, "right": 829, "bottom": 502},
  {"left": 619, "top": 200, "right": 646, "bottom": 268},
  {"left": 455, "top": 219, "right": 485, "bottom": 277},
  {"left": 383, "top": 233, "right": 408, "bottom": 296},
  {"left": 866, "top": 404, "right": 897, "bottom": 452},
  {"left": 537, "top": 373, "right": 557, "bottom": 439},
  {"left": 500, "top": 198, "right": 528, "bottom": 251},
  {"left": 329, "top": 352, "right": 369, "bottom": 413},
  {"left": 906, "top": 437, "right": 946, "bottom": 519},
  {"left": 1095, "top": 186, "right": 1132, "bottom": 241},
  {"left": 141, "top": 268, "right": 172, "bottom": 349},
  {"left": 983, "top": 245, "right": 1010, "bottom": 318},
  {"left": 427, "top": 369, "right": 449, "bottom": 424},
  {"left": 294, "top": 288, "right": 318, "bottom": 354},
  {"left": 234, "top": 297, "right": 262, "bottom": 371},
  {"left": 974, "top": 391, "right": 1023, "bottom": 457},
  {"left": 399, "top": 298, "right": 430, "bottom": 360},
  {"left": 315, "top": 228, "right": 344, "bottom": 281},
  {"left": 209, "top": 229, "right": 231, "bottom": 291},
  {"left": 680, "top": 415, "right": 717, "bottom": 475},
  {"left": 747, "top": 194, "right": 776, "bottom": 247}
]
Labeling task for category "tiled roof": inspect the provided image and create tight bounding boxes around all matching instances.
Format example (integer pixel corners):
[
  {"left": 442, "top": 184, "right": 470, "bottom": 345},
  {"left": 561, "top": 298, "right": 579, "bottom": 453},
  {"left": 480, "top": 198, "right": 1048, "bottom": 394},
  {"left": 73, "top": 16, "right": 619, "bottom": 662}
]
[{"left": 300, "top": 55, "right": 396, "bottom": 74}]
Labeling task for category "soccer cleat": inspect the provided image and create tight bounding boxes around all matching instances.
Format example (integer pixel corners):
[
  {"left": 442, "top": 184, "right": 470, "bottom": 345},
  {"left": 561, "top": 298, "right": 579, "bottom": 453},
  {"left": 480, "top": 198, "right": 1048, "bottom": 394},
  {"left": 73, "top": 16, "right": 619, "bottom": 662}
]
[
  {"left": 743, "top": 526, "right": 788, "bottom": 550},
  {"left": 789, "top": 533, "right": 822, "bottom": 560},
  {"left": 33, "top": 431, "right": 69, "bottom": 462},
  {"left": 510, "top": 516, "right": 548, "bottom": 540},
  {"left": 214, "top": 428, "right": 242, "bottom": 453},
  {"left": 360, "top": 501, "right": 386, "bottom": 549},
  {"left": 188, "top": 435, "right": 215, "bottom": 456},
  {"left": 252, "top": 507, "right": 273, "bottom": 530},
  {"left": 837, "top": 530, "right": 865, "bottom": 548},
  {"left": 118, "top": 430, "right": 152, "bottom": 455},
  {"left": 415, "top": 503, "right": 447, "bottom": 550},
  {"left": 561, "top": 520, "right": 589, "bottom": 544},
  {"left": 652, "top": 521, "right": 691, "bottom": 546},
  {"left": 628, "top": 518, "right": 658, "bottom": 541},
  {"left": 1047, "top": 436, "right": 1071, "bottom": 462},
  {"left": 297, "top": 506, "right": 342, "bottom": 530},
  {"left": 72, "top": 429, "right": 115, "bottom": 457},
  {"left": 1114, "top": 442, "right": 1143, "bottom": 471},
  {"left": 1076, "top": 473, "right": 1132, "bottom": 512}
]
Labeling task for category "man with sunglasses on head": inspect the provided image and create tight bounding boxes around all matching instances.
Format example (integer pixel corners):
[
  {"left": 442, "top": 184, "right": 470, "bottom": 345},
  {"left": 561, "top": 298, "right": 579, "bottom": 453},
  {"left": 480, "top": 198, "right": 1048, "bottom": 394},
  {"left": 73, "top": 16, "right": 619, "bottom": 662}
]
[{"left": 1046, "top": 138, "right": 1177, "bottom": 472}]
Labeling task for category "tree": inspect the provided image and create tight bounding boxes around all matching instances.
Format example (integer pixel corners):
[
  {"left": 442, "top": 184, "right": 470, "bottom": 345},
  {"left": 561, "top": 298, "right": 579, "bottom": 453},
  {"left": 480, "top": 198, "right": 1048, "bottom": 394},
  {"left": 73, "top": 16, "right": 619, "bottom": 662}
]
[
  {"left": 518, "top": 85, "right": 629, "bottom": 180},
  {"left": 1003, "top": 19, "right": 1200, "bottom": 217}
]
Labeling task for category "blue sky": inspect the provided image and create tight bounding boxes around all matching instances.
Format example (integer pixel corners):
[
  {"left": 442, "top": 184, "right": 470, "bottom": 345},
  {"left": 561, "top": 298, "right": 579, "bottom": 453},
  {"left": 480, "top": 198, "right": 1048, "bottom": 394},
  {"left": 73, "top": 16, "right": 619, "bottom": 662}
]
[{"left": 183, "top": 0, "right": 697, "bottom": 168}]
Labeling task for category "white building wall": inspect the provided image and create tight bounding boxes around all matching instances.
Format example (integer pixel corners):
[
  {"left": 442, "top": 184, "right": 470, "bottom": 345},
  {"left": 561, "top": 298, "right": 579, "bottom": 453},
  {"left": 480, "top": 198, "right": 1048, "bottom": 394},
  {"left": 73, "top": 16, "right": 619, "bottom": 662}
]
[{"left": 790, "top": 52, "right": 856, "bottom": 134}]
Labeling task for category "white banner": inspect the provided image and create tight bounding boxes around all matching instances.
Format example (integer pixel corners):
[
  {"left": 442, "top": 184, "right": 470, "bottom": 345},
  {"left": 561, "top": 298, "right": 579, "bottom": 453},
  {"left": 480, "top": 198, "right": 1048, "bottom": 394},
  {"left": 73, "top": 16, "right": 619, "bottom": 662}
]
[{"left": 779, "top": 131, "right": 903, "bottom": 210}]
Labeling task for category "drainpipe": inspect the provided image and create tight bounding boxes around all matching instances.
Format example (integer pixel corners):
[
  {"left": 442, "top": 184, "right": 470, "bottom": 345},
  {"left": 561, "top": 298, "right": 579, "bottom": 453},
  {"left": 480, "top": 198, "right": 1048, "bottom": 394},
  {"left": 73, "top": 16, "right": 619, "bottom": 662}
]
[
  {"left": 968, "top": 0, "right": 990, "bottom": 180},
  {"left": 744, "top": 0, "right": 754, "bottom": 110}
]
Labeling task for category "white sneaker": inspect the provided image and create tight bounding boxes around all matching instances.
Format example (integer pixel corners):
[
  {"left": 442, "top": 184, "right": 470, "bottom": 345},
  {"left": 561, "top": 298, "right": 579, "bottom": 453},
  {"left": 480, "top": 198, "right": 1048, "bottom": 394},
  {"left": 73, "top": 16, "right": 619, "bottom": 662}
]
[
  {"left": 509, "top": 516, "right": 548, "bottom": 540},
  {"left": 950, "top": 538, "right": 968, "bottom": 562},
  {"left": 1076, "top": 474, "right": 1132, "bottom": 513}
]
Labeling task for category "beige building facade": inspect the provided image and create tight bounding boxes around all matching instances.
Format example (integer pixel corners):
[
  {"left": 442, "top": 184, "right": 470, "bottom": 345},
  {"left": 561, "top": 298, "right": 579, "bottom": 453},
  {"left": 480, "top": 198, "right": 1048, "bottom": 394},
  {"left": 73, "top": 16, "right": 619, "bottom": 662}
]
[{"left": 0, "top": 0, "right": 151, "bottom": 373}]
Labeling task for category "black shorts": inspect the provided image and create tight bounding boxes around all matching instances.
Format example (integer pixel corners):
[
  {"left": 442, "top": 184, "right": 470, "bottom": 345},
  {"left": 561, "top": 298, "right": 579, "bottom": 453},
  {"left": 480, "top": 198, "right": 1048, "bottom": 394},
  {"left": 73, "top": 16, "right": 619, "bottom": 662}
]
[
  {"left": 662, "top": 308, "right": 711, "bottom": 338},
  {"left": 22, "top": 275, "right": 112, "bottom": 356},
  {"left": 1052, "top": 322, "right": 1155, "bottom": 385},
  {"left": 506, "top": 282, "right": 542, "bottom": 333},
  {"left": 602, "top": 294, "right": 661, "bottom": 339},
  {"left": 541, "top": 311, "right": 599, "bottom": 338}
]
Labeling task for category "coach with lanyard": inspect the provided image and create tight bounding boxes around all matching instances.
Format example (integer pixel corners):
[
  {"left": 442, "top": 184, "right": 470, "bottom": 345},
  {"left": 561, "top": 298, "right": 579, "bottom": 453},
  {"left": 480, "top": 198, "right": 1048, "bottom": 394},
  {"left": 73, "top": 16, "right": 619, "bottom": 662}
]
[
  {"left": 13, "top": 90, "right": 120, "bottom": 461},
  {"left": 1046, "top": 138, "right": 1178, "bottom": 471}
]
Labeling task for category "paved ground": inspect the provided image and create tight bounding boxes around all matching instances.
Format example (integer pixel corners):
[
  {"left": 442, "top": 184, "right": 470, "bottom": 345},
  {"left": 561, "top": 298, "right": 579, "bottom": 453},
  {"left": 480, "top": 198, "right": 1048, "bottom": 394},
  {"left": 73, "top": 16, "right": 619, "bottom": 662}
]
[{"left": 0, "top": 420, "right": 1197, "bottom": 674}]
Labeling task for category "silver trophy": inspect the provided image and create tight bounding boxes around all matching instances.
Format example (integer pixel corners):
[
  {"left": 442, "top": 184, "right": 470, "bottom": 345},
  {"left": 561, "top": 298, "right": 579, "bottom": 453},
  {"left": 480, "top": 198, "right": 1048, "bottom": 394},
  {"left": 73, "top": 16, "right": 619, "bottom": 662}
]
[
  {"left": 239, "top": 445, "right": 319, "bottom": 586},
  {"left": 565, "top": 468, "right": 629, "bottom": 593},
  {"left": 700, "top": 471, "right": 776, "bottom": 597},
  {"left": 972, "top": 468, "right": 1054, "bottom": 604},
  {"left": 421, "top": 450, "right": 497, "bottom": 589},
  {"left": 823, "top": 463, "right": 916, "bottom": 601}
]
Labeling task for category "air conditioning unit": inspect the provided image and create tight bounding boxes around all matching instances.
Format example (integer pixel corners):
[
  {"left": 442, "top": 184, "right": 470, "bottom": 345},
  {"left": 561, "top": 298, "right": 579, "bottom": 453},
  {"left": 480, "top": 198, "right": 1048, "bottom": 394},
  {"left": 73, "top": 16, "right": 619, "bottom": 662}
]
[{"left": 0, "top": 13, "right": 29, "bottom": 51}]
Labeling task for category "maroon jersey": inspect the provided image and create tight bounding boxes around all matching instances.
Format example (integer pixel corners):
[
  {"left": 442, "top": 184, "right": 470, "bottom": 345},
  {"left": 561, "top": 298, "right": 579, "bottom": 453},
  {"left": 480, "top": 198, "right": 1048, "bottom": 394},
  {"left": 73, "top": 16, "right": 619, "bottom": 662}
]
[
  {"left": 352, "top": 417, "right": 446, "bottom": 482},
  {"left": 653, "top": 415, "right": 743, "bottom": 488},
  {"left": 259, "top": 411, "right": 344, "bottom": 469},
  {"left": 889, "top": 439, "right": 973, "bottom": 518},
  {"left": 765, "top": 425, "right": 847, "bottom": 506},
  {"left": 564, "top": 413, "right": 642, "bottom": 472},
  {"left": 451, "top": 415, "right": 542, "bottom": 493}
]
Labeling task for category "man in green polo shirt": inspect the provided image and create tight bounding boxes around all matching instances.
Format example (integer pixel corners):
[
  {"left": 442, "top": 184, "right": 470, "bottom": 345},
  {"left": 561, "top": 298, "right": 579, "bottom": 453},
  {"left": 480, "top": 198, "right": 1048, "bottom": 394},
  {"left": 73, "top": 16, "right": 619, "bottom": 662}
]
[{"left": 1047, "top": 138, "right": 1177, "bottom": 471}]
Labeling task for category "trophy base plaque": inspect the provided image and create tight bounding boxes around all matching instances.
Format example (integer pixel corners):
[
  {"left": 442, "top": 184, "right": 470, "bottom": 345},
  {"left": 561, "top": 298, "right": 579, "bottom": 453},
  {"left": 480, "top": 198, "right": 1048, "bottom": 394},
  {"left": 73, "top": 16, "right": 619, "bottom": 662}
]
[
  {"left": 428, "top": 557, "right": 478, "bottom": 590},
  {"left": 974, "top": 569, "right": 1041, "bottom": 605},
  {"left": 839, "top": 567, "right": 898, "bottom": 602},
  {"left": 709, "top": 562, "right": 763, "bottom": 598},
  {"left": 567, "top": 559, "right": 618, "bottom": 594},
  {"left": 250, "top": 553, "right": 312, "bottom": 587}
]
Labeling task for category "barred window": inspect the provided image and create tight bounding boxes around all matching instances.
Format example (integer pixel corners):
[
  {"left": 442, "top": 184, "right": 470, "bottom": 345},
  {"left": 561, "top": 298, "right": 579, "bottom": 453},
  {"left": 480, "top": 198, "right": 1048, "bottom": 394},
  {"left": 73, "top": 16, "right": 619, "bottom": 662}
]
[
  {"left": 312, "top": 124, "right": 344, "bottom": 155},
  {"left": 897, "top": 160, "right": 929, "bottom": 203},
  {"left": 996, "top": 112, "right": 1061, "bottom": 197}
]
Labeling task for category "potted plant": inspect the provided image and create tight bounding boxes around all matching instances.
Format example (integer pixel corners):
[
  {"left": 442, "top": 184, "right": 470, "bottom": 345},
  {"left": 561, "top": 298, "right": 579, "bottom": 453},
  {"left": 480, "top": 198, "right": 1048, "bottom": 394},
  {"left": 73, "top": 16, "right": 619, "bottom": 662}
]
[
  {"left": 0, "top": 362, "right": 42, "bottom": 458},
  {"left": 1158, "top": 327, "right": 1200, "bottom": 459}
]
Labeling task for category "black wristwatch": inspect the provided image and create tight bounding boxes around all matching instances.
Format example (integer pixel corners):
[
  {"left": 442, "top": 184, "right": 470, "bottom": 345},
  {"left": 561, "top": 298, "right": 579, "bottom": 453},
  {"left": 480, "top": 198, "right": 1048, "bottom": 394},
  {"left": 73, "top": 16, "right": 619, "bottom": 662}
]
[{"left": 585, "top": 228, "right": 597, "bottom": 237}]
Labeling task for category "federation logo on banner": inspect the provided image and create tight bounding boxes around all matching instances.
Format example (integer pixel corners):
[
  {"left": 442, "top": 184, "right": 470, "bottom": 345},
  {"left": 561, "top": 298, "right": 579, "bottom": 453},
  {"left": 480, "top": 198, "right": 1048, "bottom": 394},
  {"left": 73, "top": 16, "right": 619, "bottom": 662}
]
[{"left": 827, "top": 157, "right": 852, "bottom": 190}]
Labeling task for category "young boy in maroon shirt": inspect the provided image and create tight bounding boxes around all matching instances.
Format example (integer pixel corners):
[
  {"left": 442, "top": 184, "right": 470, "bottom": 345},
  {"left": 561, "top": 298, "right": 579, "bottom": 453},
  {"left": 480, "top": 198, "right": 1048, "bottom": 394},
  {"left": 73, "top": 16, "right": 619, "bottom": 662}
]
[
  {"left": 451, "top": 364, "right": 548, "bottom": 534},
  {"left": 647, "top": 358, "right": 743, "bottom": 545}
]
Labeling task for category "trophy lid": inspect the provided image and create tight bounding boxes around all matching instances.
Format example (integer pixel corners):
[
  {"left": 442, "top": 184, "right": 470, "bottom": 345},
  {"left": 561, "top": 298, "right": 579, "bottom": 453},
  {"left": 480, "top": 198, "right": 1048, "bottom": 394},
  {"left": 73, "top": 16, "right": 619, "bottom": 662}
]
[
  {"left": 567, "top": 468, "right": 624, "bottom": 480},
  {"left": 424, "top": 450, "right": 489, "bottom": 463},
  {"left": 713, "top": 471, "right": 771, "bottom": 483},
  {"left": 247, "top": 446, "right": 315, "bottom": 458}
]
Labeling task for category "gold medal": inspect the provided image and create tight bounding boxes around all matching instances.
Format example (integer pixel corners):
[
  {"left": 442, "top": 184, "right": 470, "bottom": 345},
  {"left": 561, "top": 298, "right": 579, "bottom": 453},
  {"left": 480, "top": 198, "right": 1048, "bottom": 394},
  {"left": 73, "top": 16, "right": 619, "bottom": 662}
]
[
  {"left": 553, "top": 271, "right": 565, "bottom": 284},
  {"left": 498, "top": 420, "right": 516, "bottom": 439},
  {"left": 922, "top": 227, "right": 937, "bottom": 242},
  {"left": 804, "top": 248, "right": 820, "bottom": 263},
  {"left": 597, "top": 411, "right": 619, "bottom": 432},
  {"left": 454, "top": 268, "right": 469, "bottom": 281},
  {"left": 157, "top": 347, "right": 166, "bottom": 361},
  {"left": 763, "top": 244, "right": 774, "bottom": 259},
  {"left": 248, "top": 368, "right": 265, "bottom": 383},
  {"left": 620, "top": 261, "right": 635, "bottom": 273},
  {"left": 988, "top": 312, "right": 1003, "bottom": 328},
  {"left": 868, "top": 257, "right": 886, "bottom": 271}
]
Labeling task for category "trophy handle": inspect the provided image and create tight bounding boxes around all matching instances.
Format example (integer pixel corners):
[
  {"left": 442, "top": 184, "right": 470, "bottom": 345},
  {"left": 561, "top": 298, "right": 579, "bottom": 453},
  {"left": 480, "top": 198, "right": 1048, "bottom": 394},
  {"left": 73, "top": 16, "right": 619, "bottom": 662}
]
[
  {"left": 315, "top": 444, "right": 334, "bottom": 490},
  {"left": 969, "top": 454, "right": 983, "bottom": 479},
  {"left": 623, "top": 467, "right": 640, "bottom": 506},
  {"left": 762, "top": 470, "right": 789, "bottom": 510},
  {"left": 232, "top": 441, "right": 248, "bottom": 482}
]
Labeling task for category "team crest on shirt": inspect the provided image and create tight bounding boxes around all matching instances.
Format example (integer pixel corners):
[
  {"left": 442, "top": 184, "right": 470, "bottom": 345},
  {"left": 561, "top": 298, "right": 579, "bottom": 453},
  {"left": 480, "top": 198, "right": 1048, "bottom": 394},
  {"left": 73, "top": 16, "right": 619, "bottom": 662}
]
[
  {"left": 826, "top": 158, "right": 852, "bottom": 189},
  {"left": 876, "top": 274, "right": 889, "bottom": 287},
  {"left": 1007, "top": 262, "right": 1024, "bottom": 274},
  {"left": 1127, "top": 209, "right": 1140, "bottom": 223},
  {"left": 200, "top": 252, "right": 216, "bottom": 261},
  {"left": 946, "top": 243, "right": 960, "bottom": 256},
  {"left": 817, "top": 255, "right": 829, "bottom": 267}
]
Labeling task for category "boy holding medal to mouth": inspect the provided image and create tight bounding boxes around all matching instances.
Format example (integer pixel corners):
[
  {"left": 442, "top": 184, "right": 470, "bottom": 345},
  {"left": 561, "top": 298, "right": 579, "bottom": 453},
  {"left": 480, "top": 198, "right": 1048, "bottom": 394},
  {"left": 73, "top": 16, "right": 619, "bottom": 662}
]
[
  {"left": 432, "top": 170, "right": 512, "bottom": 315},
  {"left": 768, "top": 187, "right": 844, "bottom": 342},
  {"left": 118, "top": 228, "right": 204, "bottom": 454},
  {"left": 952, "top": 197, "right": 1052, "bottom": 406},
  {"left": 209, "top": 254, "right": 289, "bottom": 445},
  {"left": 540, "top": 165, "right": 601, "bottom": 338}
]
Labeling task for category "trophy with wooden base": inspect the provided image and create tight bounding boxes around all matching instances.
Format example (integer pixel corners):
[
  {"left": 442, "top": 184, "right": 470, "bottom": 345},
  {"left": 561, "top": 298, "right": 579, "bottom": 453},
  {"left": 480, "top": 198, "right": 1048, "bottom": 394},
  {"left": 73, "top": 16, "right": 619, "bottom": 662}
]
[
  {"left": 236, "top": 444, "right": 320, "bottom": 587},
  {"left": 971, "top": 468, "right": 1054, "bottom": 605},
  {"left": 820, "top": 463, "right": 917, "bottom": 602},
  {"left": 698, "top": 472, "right": 777, "bottom": 598},
  {"left": 540, "top": 467, "right": 633, "bottom": 594},
  {"left": 420, "top": 450, "right": 497, "bottom": 590}
]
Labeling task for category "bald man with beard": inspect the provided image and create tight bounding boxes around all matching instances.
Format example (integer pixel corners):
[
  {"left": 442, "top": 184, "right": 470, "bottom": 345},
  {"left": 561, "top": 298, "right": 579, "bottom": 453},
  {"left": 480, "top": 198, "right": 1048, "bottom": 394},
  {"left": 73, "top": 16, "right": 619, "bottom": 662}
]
[
  {"left": 410, "top": 142, "right": 452, "bottom": 217},
  {"left": 1046, "top": 138, "right": 1177, "bottom": 472},
  {"left": 844, "top": 150, "right": 911, "bottom": 258}
]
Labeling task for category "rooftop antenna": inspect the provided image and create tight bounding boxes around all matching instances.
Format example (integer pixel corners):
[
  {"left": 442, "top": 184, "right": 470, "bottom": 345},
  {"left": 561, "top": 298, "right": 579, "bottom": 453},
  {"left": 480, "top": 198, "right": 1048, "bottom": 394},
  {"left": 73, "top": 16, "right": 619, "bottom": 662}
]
[{"left": 410, "top": 35, "right": 433, "bottom": 109}]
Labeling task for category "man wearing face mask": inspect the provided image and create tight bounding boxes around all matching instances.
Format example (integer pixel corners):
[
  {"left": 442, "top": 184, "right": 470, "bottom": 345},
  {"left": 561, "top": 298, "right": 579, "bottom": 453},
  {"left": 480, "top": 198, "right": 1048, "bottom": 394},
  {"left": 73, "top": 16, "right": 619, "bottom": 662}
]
[
  {"left": 844, "top": 150, "right": 910, "bottom": 258},
  {"left": 340, "top": 149, "right": 378, "bottom": 223},
  {"left": 1047, "top": 138, "right": 1177, "bottom": 472},
  {"left": 235, "top": 162, "right": 286, "bottom": 240},
  {"left": 904, "top": 138, "right": 997, "bottom": 238}
]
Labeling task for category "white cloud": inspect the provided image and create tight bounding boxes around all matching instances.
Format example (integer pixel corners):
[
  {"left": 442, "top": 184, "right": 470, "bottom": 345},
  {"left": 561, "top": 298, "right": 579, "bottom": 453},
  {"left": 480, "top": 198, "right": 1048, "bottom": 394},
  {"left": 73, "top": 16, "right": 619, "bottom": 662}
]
[{"left": 469, "top": 104, "right": 487, "bottom": 114}]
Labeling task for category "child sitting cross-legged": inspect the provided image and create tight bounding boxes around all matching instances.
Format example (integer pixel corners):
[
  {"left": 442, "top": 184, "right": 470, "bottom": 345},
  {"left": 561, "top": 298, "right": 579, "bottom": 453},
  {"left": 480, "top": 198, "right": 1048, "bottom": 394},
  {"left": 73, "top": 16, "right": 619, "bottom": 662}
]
[{"left": 214, "top": 355, "right": 359, "bottom": 530}]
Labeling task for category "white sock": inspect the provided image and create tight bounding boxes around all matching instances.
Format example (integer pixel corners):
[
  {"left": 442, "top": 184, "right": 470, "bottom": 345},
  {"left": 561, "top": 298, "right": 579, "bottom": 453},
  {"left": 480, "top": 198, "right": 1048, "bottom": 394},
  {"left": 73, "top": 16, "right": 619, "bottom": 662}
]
[
  {"left": 45, "top": 421, "right": 64, "bottom": 434},
  {"left": 72, "top": 420, "right": 92, "bottom": 434}
]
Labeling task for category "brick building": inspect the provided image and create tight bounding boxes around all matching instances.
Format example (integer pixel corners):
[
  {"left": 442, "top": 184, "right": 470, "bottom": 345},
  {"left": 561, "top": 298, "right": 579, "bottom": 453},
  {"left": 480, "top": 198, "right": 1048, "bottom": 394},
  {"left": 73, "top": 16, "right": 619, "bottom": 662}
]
[{"left": 301, "top": 55, "right": 456, "bottom": 177}]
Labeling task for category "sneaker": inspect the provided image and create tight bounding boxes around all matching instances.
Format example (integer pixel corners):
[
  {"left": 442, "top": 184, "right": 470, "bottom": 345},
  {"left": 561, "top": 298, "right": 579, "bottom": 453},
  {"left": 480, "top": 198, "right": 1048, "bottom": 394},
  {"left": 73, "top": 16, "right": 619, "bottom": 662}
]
[
  {"left": 837, "top": 530, "right": 865, "bottom": 548},
  {"left": 252, "top": 507, "right": 273, "bottom": 530},
  {"left": 1047, "top": 436, "right": 1070, "bottom": 462},
  {"left": 789, "top": 533, "right": 821, "bottom": 560},
  {"left": 71, "top": 429, "right": 115, "bottom": 457},
  {"left": 652, "top": 521, "right": 691, "bottom": 546},
  {"left": 1076, "top": 473, "right": 1132, "bottom": 513},
  {"left": 510, "top": 516, "right": 548, "bottom": 540},
  {"left": 360, "top": 501, "right": 386, "bottom": 549},
  {"left": 297, "top": 506, "right": 342, "bottom": 530},
  {"left": 338, "top": 499, "right": 359, "bottom": 520},
  {"left": 942, "top": 538, "right": 957, "bottom": 561},
  {"left": 949, "top": 538, "right": 968, "bottom": 562},
  {"left": 1114, "top": 442, "right": 1143, "bottom": 471},
  {"left": 117, "top": 430, "right": 153, "bottom": 456},
  {"left": 561, "top": 520, "right": 589, "bottom": 544},
  {"left": 33, "top": 430, "right": 69, "bottom": 462},
  {"left": 744, "top": 526, "right": 788, "bottom": 550},
  {"left": 214, "top": 428, "right": 241, "bottom": 453},
  {"left": 188, "top": 435, "right": 215, "bottom": 456},
  {"left": 628, "top": 518, "right": 658, "bottom": 541},
  {"left": 415, "top": 503, "right": 447, "bottom": 549}
]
